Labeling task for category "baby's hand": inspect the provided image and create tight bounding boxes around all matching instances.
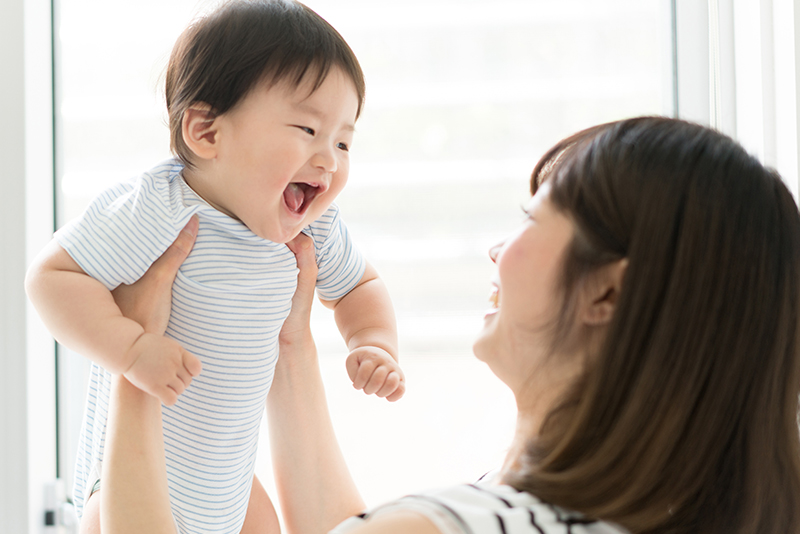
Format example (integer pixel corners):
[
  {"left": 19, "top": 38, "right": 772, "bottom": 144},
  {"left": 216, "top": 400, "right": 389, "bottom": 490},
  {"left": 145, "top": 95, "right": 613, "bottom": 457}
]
[
  {"left": 123, "top": 333, "right": 202, "bottom": 406},
  {"left": 345, "top": 346, "right": 405, "bottom": 402}
]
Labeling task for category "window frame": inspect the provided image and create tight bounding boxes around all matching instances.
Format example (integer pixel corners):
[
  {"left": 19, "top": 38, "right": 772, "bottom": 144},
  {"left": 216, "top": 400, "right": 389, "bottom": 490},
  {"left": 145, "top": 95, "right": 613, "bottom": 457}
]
[{"left": 2, "top": 0, "right": 58, "bottom": 531}]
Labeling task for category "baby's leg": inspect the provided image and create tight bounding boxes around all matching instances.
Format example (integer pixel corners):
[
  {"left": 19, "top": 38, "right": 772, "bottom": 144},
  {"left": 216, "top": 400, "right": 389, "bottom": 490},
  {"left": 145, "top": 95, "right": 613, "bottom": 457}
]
[
  {"left": 240, "top": 474, "right": 281, "bottom": 534},
  {"left": 81, "top": 475, "right": 279, "bottom": 534},
  {"left": 79, "top": 490, "right": 101, "bottom": 534}
]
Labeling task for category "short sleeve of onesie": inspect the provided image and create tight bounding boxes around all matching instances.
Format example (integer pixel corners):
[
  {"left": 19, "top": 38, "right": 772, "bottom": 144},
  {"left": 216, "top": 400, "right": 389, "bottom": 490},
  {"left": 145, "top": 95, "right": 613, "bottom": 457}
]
[
  {"left": 54, "top": 162, "right": 196, "bottom": 290},
  {"left": 304, "top": 204, "right": 366, "bottom": 301}
]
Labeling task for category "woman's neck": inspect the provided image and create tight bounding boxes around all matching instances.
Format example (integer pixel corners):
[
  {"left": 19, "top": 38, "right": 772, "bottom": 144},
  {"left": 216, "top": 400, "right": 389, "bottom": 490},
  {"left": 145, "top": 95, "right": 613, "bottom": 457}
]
[
  {"left": 499, "top": 411, "right": 538, "bottom": 477},
  {"left": 498, "top": 357, "right": 583, "bottom": 485}
]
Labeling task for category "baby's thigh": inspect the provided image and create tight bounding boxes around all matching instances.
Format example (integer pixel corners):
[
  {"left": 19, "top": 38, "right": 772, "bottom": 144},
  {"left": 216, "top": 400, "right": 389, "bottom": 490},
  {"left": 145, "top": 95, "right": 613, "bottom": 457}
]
[
  {"left": 79, "top": 491, "right": 101, "bottom": 534},
  {"left": 80, "top": 476, "right": 278, "bottom": 534},
  {"left": 240, "top": 475, "right": 280, "bottom": 534}
]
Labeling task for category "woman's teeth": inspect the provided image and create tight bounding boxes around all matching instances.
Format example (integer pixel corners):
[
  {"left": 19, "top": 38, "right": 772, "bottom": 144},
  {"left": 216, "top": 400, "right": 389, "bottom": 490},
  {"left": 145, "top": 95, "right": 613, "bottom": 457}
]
[{"left": 489, "top": 287, "right": 499, "bottom": 309}]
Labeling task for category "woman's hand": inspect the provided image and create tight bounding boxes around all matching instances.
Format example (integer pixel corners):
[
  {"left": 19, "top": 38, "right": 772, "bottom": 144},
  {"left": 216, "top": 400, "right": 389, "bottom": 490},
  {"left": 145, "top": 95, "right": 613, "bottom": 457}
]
[
  {"left": 279, "top": 231, "right": 319, "bottom": 344},
  {"left": 112, "top": 216, "right": 202, "bottom": 403},
  {"left": 269, "top": 232, "right": 365, "bottom": 534},
  {"left": 112, "top": 216, "right": 198, "bottom": 334}
]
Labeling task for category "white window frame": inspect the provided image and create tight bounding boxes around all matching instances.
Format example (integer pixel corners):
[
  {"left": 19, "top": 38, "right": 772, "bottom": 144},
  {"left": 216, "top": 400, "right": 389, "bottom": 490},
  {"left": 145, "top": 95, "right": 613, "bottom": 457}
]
[
  {"left": 5, "top": 0, "right": 800, "bottom": 531},
  {"left": 675, "top": 0, "right": 800, "bottom": 197},
  {"left": 2, "top": 0, "right": 57, "bottom": 532}
]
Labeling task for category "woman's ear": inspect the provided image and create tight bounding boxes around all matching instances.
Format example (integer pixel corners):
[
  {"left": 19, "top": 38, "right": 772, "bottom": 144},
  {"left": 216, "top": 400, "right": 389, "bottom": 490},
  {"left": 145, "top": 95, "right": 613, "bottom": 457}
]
[
  {"left": 581, "top": 258, "right": 628, "bottom": 326},
  {"left": 181, "top": 103, "right": 219, "bottom": 160}
]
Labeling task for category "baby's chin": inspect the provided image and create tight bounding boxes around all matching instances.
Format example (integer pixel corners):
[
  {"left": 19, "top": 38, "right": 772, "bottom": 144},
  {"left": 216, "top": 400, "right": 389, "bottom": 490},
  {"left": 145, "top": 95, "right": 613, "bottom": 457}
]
[
  {"left": 240, "top": 221, "right": 293, "bottom": 244},
  {"left": 266, "top": 230, "right": 302, "bottom": 245},
  {"left": 250, "top": 201, "right": 332, "bottom": 243},
  {"left": 255, "top": 221, "right": 311, "bottom": 245}
]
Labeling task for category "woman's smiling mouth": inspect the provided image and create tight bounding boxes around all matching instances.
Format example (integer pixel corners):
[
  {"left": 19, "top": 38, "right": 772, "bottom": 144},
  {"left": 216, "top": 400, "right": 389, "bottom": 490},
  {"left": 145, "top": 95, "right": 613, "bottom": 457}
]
[{"left": 489, "top": 285, "right": 500, "bottom": 309}]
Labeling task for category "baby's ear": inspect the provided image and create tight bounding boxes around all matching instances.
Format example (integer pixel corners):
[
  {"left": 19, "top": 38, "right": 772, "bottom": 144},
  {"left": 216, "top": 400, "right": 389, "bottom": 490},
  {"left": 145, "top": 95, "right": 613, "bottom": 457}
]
[
  {"left": 581, "top": 258, "right": 628, "bottom": 326},
  {"left": 182, "top": 103, "right": 219, "bottom": 160}
]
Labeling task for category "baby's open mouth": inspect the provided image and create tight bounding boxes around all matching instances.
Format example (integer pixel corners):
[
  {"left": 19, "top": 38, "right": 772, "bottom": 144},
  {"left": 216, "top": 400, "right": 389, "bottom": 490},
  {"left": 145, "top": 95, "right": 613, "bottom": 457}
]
[{"left": 283, "top": 183, "right": 321, "bottom": 215}]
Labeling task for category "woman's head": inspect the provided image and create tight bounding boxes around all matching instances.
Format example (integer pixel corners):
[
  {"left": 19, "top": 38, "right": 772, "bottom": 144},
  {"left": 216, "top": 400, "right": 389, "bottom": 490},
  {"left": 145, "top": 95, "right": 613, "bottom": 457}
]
[
  {"left": 499, "top": 117, "right": 800, "bottom": 533},
  {"left": 473, "top": 181, "right": 584, "bottom": 398},
  {"left": 165, "top": 0, "right": 365, "bottom": 168}
]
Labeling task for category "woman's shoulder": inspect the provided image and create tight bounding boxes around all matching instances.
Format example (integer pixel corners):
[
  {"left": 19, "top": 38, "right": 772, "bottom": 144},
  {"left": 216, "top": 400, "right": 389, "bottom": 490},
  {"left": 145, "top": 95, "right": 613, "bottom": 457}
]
[{"left": 333, "top": 479, "right": 629, "bottom": 534}]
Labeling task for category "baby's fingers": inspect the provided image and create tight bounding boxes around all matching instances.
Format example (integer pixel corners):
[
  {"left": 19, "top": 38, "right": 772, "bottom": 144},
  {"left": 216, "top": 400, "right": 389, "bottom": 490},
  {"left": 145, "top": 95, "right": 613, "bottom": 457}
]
[
  {"left": 349, "top": 358, "right": 378, "bottom": 391},
  {"left": 363, "top": 366, "right": 389, "bottom": 396},
  {"left": 376, "top": 372, "right": 405, "bottom": 401},
  {"left": 173, "top": 351, "right": 201, "bottom": 397},
  {"left": 183, "top": 350, "right": 203, "bottom": 378},
  {"left": 157, "top": 386, "right": 179, "bottom": 407},
  {"left": 168, "top": 377, "right": 187, "bottom": 398}
]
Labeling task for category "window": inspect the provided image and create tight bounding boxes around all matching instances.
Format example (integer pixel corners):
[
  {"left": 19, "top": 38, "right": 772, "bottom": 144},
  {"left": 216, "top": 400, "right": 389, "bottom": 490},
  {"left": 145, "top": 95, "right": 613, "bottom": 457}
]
[
  {"left": 15, "top": 0, "right": 800, "bottom": 529},
  {"left": 54, "top": 0, "right": 669, "bottom": 513}
]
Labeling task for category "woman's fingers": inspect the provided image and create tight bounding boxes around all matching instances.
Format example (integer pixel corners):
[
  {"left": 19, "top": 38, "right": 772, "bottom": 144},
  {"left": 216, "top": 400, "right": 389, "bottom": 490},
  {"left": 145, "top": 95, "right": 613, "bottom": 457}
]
[
  {"left": 286, "top": 233, "right": 318, "bottom": 295},
  {"left": 281, "top": 233, "right": 318, "bottom": 339},
  {"left": 113, "top": 215, "right": 198, "bottom": 334},
  {"left": 151, "top": 215, "right": 199, "bottom": 276}
]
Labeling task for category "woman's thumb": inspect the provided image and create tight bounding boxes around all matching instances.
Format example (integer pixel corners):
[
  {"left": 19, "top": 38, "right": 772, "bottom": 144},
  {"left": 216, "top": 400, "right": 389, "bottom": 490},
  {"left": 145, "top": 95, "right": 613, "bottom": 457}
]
[{"left": 154, "top": 215, "right": 198, "bottom": 277}]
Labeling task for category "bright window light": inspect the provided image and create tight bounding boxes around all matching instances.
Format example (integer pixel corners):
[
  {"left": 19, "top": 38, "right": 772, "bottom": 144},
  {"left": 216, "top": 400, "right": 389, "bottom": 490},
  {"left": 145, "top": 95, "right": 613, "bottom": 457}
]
[{"left": 56, "top": 0, "right": 667, "bottom": 514}]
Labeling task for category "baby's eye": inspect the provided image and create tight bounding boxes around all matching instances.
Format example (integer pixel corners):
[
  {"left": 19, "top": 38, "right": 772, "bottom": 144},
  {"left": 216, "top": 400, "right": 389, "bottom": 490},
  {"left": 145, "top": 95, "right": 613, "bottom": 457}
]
[
  {"left": 297, "top": 126, "right": 315, "bottom": 135},
  {"left": 337, "top": 142, "right": 350, "bottom": 152}
]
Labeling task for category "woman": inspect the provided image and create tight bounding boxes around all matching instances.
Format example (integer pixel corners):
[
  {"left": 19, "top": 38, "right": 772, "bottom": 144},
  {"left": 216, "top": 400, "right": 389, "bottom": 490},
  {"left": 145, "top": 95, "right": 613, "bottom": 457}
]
[{"left": 102, "top": 117, "right": 800, "bottom": 533}]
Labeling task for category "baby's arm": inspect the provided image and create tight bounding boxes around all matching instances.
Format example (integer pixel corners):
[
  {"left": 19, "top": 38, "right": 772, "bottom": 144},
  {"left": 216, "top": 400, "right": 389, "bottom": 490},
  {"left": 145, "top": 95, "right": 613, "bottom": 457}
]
[
  {"left": 323, "top": 261, "right": 405, "bottom": 401},
  {"left": 25, "top": 230, "right": 201, "bottom": 405}
]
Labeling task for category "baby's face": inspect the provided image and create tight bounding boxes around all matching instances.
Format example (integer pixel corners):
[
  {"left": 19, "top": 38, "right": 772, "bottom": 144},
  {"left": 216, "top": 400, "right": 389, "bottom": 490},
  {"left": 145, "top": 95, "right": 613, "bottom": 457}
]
[{"left": 202, "top": 67, "right": 358, "bottom": 243}]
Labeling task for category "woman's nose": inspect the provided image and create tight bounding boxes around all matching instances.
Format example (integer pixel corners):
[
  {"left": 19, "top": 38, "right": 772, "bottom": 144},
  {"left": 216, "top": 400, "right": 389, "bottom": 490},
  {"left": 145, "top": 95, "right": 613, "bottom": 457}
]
[{"left": 489, "top": 242, "right": 503, "bottom": 263}]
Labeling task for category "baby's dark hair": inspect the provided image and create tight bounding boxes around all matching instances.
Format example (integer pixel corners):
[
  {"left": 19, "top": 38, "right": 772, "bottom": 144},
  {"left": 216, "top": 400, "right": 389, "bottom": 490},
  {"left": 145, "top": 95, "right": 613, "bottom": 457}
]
[{"left": 165, "top": 0, "right": 365, "bottom": 167}]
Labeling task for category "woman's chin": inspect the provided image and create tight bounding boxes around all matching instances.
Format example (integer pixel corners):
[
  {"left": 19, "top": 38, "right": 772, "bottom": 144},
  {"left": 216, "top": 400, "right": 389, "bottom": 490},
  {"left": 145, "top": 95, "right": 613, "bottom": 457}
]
[
  {"left": 472, "top": 313, "right": 516, "bottom": 382},
  {"left": 472, "top": 318, "right": 497, "bottom": 363}
]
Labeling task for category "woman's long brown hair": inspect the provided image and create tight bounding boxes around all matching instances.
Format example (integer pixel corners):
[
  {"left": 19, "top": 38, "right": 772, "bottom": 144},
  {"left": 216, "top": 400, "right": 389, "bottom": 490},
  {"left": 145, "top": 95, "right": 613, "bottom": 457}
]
[{"left": 505, "top": 117, "right": 800, "bottom": 533}]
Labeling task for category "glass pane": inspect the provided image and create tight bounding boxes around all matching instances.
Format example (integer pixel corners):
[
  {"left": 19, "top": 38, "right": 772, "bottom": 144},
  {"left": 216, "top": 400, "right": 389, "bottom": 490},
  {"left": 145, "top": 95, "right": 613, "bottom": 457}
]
[{"left": 56, "top": 0, "right": 667, "bottom": 511}]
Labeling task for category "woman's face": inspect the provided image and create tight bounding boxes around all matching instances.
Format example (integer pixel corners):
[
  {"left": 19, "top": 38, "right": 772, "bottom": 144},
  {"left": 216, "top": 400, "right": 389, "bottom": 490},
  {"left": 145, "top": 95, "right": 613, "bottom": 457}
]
[{"left": 473, "top": 182, "right": 576, "bottom": 391}]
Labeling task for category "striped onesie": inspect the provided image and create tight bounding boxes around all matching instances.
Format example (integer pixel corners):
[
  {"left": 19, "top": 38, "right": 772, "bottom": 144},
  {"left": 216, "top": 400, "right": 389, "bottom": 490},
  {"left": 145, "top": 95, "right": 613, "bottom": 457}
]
[{"left": 56, "top": 159, "right": 366, "bottom": 534}]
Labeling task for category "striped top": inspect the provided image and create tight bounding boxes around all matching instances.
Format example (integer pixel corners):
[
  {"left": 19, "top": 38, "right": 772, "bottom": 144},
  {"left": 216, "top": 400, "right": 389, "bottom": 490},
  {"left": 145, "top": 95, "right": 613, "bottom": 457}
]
[
  {"left": 56, "top": 159, "right": 365, "bottom": 534},
  {"left": 332, "top": 476, "right": 628, "bottom": 534}
]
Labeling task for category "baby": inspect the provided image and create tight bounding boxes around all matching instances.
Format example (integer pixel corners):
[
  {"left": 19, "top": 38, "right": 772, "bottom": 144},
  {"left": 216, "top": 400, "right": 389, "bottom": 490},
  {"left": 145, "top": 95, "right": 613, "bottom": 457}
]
[{"left": 25, "top": 1, "right": 403, "bottom": 532}]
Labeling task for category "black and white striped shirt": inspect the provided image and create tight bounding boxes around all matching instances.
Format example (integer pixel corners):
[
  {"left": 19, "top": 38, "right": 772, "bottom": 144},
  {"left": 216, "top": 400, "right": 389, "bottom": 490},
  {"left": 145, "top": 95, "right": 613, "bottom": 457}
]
[{"left": 332, "top": 479, "right": 628, "bottom": 534}]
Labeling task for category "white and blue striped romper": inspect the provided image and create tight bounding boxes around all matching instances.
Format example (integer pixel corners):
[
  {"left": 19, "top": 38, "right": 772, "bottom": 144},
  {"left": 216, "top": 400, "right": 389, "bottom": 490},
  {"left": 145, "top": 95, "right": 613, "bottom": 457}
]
[{"left": 55, "top": 159, "right": 366, "bottom": 534}]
